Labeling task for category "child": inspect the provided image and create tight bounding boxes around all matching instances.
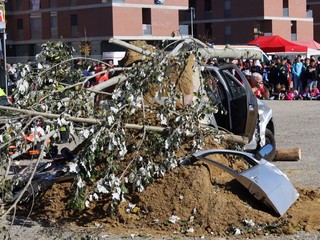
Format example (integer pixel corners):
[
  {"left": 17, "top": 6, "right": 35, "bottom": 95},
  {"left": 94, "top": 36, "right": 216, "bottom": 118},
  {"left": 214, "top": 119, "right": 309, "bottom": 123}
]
[
  {"left": 310, "top": 83, "right": 320, "bottom": 100},
  {"left": 285, "top": 87, "right": 299, "bottom": 100},
  {"left": 299, "top": 86, "right": 311, "bottom": 100},
  {"left": 272, "top": 83, "right": 286, "bottom": 100}
]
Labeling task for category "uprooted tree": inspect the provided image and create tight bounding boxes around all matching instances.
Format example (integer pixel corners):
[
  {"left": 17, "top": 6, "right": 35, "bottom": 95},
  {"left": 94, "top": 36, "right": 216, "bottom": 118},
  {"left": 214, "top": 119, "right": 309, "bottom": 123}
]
[{"left": 0, "top": 38, "right": 254, "bottom": 219}]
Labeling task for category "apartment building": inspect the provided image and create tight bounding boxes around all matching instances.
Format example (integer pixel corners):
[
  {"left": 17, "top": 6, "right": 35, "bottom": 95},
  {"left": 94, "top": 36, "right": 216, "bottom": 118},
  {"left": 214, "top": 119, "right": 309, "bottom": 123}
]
[
  {"left": 187, "top": 0, "right": 314, "bottom": 45},
  {"left": 5, "top": 0, "right": 189, "bottom": 61},
  {"left": 307, "top": 0, "right": 320, "bottom": 42}
]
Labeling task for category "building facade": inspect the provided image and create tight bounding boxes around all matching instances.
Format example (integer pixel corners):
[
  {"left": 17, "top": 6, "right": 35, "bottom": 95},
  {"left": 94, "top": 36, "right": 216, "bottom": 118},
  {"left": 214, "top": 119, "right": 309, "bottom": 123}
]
[
  {"left": 5, "top": 0, "right": 319, "bottom": 61},
  {"left": 188, "top": 0, "right": 314, "bottom": 45},
  {"left": 5, "top": 0, "right": 189, "bottom": 61},
  {"left": 307, "top": 0, "right": 320, "bottom": 42}
]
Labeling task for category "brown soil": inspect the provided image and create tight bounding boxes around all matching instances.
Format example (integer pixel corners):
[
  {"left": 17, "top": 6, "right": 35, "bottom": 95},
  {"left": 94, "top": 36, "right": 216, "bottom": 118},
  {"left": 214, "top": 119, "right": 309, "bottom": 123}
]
[{"left": 26, "top": 161, "right": 320, "bottom": 238}]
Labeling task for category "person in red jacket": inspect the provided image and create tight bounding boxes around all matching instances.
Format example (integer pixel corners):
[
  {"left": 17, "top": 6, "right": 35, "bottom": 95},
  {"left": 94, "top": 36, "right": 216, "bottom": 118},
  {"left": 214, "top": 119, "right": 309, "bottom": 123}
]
[
  {"left": 95, "top": 63, "right": 109, "bottom": 84},
  {"left": 250, "top": 72, "right": 269, "bottom": 99}
]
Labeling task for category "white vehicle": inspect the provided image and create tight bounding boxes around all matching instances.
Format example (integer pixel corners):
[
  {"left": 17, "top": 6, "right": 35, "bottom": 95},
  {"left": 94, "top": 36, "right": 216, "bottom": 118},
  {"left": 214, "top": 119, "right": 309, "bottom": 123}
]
[{"left": 202, "top": 63, "right": 275, "bottom": 161}]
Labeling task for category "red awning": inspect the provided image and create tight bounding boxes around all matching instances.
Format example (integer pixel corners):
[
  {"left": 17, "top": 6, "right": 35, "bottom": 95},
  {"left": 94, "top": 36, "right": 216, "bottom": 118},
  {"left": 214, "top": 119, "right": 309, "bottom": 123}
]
[{"left": 248, "top": 35, "right": 308, "bottom": 53}]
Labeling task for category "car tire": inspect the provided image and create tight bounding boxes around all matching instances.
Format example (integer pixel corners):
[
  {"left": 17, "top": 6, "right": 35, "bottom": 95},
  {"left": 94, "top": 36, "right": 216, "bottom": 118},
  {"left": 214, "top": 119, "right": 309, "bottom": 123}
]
[{"left": 264, "top": 128, "right": 276, "bottom": 161}]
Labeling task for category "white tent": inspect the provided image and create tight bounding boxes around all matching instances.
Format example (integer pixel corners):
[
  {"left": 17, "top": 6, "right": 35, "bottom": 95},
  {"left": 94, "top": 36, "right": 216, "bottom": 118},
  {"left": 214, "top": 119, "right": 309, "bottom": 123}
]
[
  {"left": 266, "top": 47, "right": 320, "bottom": 62},
  {"left": 306, "top": 48, "right": 320, "bottom": 58}
]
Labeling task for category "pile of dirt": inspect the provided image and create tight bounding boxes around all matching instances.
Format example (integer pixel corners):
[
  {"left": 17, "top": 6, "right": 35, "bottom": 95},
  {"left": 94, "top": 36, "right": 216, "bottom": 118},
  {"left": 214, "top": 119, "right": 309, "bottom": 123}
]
[
  {"left": 26, "top": 159, "right": 320, "bottom": 238},
  {"left": 15, "top": 130, "right": 320, "bottom": 239}
]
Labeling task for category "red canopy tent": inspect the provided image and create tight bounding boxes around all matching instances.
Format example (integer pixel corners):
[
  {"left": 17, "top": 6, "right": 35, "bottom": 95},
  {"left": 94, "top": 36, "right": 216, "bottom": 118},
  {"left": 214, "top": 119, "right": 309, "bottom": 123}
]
[{"left": 248, "top": 35, "right": 308, "bottom": 53}]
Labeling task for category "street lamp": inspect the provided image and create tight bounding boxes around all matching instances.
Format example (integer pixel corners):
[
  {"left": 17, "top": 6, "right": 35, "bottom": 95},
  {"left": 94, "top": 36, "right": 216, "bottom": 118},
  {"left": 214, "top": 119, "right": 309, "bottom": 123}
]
[{"left": 190, "top": 7, "right": 195, "bottom": 37}]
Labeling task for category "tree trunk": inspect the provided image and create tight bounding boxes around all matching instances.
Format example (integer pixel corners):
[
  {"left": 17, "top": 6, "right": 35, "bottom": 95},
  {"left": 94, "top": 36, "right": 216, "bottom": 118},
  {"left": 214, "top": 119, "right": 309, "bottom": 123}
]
[{"left": 273, "top": 148, "right": 301, "bottom": 161}]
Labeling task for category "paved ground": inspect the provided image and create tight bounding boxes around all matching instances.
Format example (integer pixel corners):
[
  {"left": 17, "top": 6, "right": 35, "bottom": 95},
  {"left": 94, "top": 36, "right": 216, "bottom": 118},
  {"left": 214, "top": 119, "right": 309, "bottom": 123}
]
[{"left": 266, "top": 100, "right": 320, "bottom": 189}]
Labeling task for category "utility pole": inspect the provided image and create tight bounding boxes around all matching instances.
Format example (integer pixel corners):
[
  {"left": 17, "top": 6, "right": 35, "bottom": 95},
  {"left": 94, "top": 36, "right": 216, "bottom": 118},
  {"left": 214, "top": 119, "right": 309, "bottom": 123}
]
[
  {"left": 190, "top": 7, "right": 195, "bottom": 38},
  {"left": 0, "top": 0, "right": 6, "bottom": 94}
]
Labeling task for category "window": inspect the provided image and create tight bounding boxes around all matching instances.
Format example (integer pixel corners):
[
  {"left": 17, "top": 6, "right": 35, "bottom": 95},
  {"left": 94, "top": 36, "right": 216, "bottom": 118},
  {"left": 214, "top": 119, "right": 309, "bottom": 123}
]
[
  {"left": 70, "top": 14, "right": 78, "bottom": 37},
  {"left": 224, "top": 0, "right": 231, "bottom": 17},
  {"left": 202, "top": 69, "right": 222, "bottom": 106},
  {"left": 224, "top": 25, "right": 231, "bottom": 43},
  {"left": 142, "top": 8, "right": 151, "bottom": 35},
  {"left": 30, "top": 14, "right": 42, "bottom": 39},
  {"left": 17, "top": 19, "right": 23, "bottom": 30},
  {"left": 205, "top": 0, "right": 212, "bottom": 11},
  {"left": 306, "top": 5, "right": 312, "bottom": 18},
  {"left": 17, "top": 19, "right": 23, "bottom": 40},
  {"left": 16, "top": 0, "right": 23, "bottom": 10},
  {"left": 71, "top": 14, "right": 78, "bottom": 26},
  {"left": 205, "top": 23, "right": 212, "bottom": 37},
  {"left": 50, "top": 0, "right": 57, "bottom": 8},
  {"left": 291, "top": 21, "right": 296, "bottom": 33},
  {"left": 142, "top": 8, "right": 151, "bottom": 24},
  {"left": 31, "top": 0, "right": 40, "bottom": 11},
  {"left": 222, "top": 70, "right": 246, "bottom": 99},
  {"left": 205, "top": 0, "right": 212, "bottom": 19},
  {"left": 291, "top": 21, "right": 297, "bottom": 41},
  {"left": 254, "top": 23, "right": 263, "bottom": 37},
  {"left": 50, "top": 13, "right": 58, "bottom": 38},
  {"left": 51, "top": 16, "right": 57, "bottom": 28},
  {"left": 283, "top": 0, "right": 288, "bottom": 16}
]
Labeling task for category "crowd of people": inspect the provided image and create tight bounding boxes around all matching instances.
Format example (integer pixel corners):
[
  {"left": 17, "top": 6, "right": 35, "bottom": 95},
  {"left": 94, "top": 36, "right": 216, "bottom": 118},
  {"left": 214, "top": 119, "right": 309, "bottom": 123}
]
[
  {"left": 235, "top": 55, "right": 320, "bottom": 100},
  {"left": 3, "top": 54, "right": 320, "bottom": 103}
]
